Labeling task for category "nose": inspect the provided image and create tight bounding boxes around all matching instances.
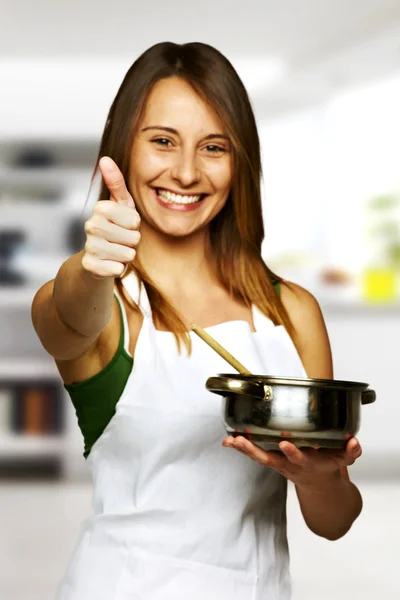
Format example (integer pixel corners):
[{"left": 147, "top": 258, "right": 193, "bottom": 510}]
[{"left": 170, "top": 148, "right": 201, "bottom": 188}]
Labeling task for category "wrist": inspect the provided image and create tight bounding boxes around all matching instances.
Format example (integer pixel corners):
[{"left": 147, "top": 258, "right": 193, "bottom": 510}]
[{"left": 295, "top": 468, "right": 344, "bottom": 495}]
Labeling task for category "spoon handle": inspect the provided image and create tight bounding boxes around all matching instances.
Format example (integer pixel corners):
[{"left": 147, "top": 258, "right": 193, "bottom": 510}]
[{"left": 190, "top": 323, "right": 252, "bottom": 375}]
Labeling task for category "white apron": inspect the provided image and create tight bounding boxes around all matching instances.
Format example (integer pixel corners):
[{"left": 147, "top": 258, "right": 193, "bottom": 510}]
[{"left": 56, "top": 272, "right": 307, "bottom": 600}]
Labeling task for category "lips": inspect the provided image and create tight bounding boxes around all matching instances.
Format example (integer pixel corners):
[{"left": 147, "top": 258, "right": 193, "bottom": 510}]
[
  {"left": 156, "top": 188, "right": 204, "bottom": 204},
  {"left": 153, "top": 188, "right": 207, "bottom": 212}
]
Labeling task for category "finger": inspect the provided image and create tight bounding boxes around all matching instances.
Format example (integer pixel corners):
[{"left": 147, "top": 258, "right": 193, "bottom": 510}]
[
  {"left": 87, "top": 213, "right": 141, "bottom": 246},
  {"left": 82, "top": 256, "right": 130, "bottom": 279},
  {"left": 222, "top": 440, "right": 251, "bottom": 458},
  {"left": 105, "top": 225, "right": 141, "bottom": 248},
  {"left": 345, "top": 437, "right": 362, "bottom": 463},
  {"left": 223, "top": 436, "right": 285, "bottom": 469},
  {"left": 99, "top": 156, "right": 135, "bottom": 208},
  {"left": 85, "top": 237, "right": 136, "bottom": 264},
  {"left": 94, "top": 201, "right": 141, "bottom": 231},
  {"left": 279, "top": 441, "right": 308, "bottom": 466},
  {"left": 107, "top": 205, "right": 141, "bottom": 231},
  {"left": 244, "top": 427, "right": 254, "bottom": 442}
]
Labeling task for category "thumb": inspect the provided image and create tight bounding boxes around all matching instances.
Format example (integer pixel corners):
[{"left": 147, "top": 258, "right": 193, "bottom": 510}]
[{"left": 99, "top": 156, "right": 135, "bottom": 208}]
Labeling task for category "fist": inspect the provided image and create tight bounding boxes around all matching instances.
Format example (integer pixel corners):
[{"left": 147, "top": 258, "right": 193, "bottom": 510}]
[{"left": 82, "top": 157, "right": 141, "bottom": 279}]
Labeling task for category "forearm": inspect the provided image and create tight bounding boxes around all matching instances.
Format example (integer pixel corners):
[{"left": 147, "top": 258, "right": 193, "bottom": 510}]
[
  {"left": 295, "top": 470, "right": 363, "bottom": 540},
  {"left": 53, "top": 250, "right": 115, "bottom": 337}
]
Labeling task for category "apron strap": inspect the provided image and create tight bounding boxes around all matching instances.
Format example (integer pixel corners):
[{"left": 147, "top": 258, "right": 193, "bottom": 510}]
[
  {"left": 113, "top": 288, "right": 132, "bottom": 355},
  {"left": 251, "top": 303, "right": 275, "bottom": 333},
  {"left": 121, "top": 271, "right": 152, "bottom": 318}
]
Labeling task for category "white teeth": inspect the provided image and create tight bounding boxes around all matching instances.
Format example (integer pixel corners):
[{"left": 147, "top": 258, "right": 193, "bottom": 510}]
[{"left": 157, "top": 189, "right": 202, "bottom": 204}]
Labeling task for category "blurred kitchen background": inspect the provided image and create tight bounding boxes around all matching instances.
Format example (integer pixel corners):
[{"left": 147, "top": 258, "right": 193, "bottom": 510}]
[{"left": 1, "top": 0, "right": 400, "bottom": 599}]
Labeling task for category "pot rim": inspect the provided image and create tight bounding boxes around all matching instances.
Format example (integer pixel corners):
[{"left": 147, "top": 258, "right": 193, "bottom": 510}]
[{"left": 215, "top": 373, "right": 371, "bottom": 391}]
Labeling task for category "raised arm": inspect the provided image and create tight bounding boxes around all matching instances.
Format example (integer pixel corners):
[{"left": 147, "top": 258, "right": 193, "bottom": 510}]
[{"left": 31, "top": 157, "right": 141, "bottom": 361}]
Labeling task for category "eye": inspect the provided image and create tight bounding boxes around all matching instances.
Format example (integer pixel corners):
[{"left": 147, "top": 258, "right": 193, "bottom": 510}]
[
  {"left": 205, "top": 145, "right": 227, "bottom": 154},
  {"left": 152, "top": 138, "right": 172, "bottom": 148}
]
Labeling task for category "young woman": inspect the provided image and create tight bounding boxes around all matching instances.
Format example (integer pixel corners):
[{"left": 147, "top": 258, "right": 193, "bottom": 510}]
[{"left": 32, "top": 42, "right": 363, "bottom": 600}]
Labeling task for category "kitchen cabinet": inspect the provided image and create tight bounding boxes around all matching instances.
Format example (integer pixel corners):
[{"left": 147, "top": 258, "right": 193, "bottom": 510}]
[{"left": 0, "top": 140, "right": 97, "bottom": 480}]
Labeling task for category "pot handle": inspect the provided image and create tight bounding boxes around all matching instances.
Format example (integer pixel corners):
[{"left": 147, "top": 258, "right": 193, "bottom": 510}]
[
  {"left": 361, "top": 389, "right": 376, "bottom": 405},
  {"left": 206, "top": 376, "right": 271, "bottom": 400}
]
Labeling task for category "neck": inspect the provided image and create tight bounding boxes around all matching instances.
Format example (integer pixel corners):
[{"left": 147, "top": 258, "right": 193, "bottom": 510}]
[{"left": 136, "top": 223, "right": 220, "bottom": 295}]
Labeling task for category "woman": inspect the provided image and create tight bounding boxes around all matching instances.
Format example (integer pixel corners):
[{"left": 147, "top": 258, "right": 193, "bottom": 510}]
[{"left": 32, "top": 42, "right": 363, "bottom": 600}]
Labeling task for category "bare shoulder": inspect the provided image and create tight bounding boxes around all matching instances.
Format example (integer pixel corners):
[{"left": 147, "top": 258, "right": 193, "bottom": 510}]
[
  {"left": 55, "top": 295, "right": 120, "bottom": 385},
  {"left": 280, "top": 281, "right": 333, "bottom": 379},
  {"left": 56, "top": 294, "right": 142, "bottom": 386},
  {"left": 280, "top": 281, "right": 325, "bottom": 329}
]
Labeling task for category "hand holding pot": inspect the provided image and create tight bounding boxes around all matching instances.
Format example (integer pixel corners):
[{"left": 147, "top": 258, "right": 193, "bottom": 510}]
[{"left": 222, "top": 434, "right": 362, "bottom": 489}]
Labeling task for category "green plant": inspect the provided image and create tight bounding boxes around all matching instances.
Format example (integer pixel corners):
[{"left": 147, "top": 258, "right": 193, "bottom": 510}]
[{"left": 365, "top": 192, "right": 400, "bottom": 270}]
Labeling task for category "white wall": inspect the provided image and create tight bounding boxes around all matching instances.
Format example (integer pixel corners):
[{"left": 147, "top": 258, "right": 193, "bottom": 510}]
[
  {"left": 324, "top": 76, "right": 400, "bottom": 269},
  {"left": 324, "top": 308, "right": 399, "bottom": 465},
  {"left": 260, "top": 106, "right": 328, "bottom": 260},
  {"left": 0, "top": 60, "right": 131, "bottom": 139},
  {"left": 260, "top": 74, "right": 400, "bottom": 275}
]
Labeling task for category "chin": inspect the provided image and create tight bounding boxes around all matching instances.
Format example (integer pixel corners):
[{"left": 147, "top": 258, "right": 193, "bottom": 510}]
[
  {"left": 157, "top": 222, "right": 204, "bottom": 239},
  {"left": 147, "top": 212, "right": 213, "bottom": 239}
]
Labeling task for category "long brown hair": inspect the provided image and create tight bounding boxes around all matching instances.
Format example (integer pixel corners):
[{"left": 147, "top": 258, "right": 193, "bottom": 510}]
[{"left": 90, "top": 42, "right": 295, "bottom": 351}]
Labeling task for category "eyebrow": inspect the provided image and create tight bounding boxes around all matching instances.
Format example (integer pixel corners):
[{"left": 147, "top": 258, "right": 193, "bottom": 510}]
[{"left": 141, "top": 126, "right": 230, "bottom": 141}]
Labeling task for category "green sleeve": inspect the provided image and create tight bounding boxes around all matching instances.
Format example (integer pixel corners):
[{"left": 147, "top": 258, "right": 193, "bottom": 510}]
[{"left": 64, "top": 294, "right": 133, "bottom": 458}]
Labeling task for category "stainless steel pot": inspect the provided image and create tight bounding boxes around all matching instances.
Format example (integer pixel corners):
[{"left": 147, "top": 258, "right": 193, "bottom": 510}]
[{"left": 206, "top": 374, "right": 376, "bottom": 450}]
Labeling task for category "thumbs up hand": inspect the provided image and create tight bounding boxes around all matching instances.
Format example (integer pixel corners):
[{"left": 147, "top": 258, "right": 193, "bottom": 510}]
[{"left": 82, "top": 157, "right": 141, "bottom": 279}]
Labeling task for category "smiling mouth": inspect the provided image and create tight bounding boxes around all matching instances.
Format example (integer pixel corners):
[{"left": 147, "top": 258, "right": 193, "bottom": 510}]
[{"left": 156, "top": 188, "right": 206, "bottom": 205}]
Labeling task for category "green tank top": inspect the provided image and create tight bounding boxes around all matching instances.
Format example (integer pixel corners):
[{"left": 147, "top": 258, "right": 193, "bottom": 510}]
[{"left": 65, "top": 282, "right": 281, "bottom": 458}]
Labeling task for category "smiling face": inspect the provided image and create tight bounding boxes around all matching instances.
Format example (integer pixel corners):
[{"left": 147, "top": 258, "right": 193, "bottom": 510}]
[{"left": 128, "top": 76, "right": 233, "bottom": 238}]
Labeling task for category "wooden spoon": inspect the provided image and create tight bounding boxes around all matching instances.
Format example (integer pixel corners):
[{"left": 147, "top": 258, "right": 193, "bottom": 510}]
[{"left": 190, "top": 323, "right": 252, "bottom": 375}]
